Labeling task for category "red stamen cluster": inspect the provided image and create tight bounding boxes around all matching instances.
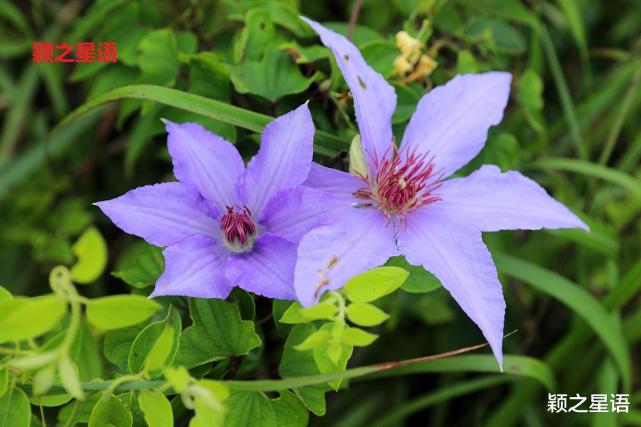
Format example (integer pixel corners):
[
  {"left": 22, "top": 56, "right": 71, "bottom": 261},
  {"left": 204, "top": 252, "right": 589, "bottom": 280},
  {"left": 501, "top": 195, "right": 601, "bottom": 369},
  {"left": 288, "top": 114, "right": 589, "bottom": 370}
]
[
  {"left": 355, "top": 146, "right": 443, "bottom": 219},
  {"left": 220, "top": 206, "right": 256, "bottom": 246}
]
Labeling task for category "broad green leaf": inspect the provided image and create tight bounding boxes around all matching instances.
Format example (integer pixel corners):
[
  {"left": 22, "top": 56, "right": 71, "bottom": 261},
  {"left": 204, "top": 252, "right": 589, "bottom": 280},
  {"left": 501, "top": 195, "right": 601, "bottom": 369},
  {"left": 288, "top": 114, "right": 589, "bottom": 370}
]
[
  {"left": 0, "top": 294, "right": 66, "bottom": 343},
  {"left": 360, "top": 40, "right": 400, "bottom": 77},
  {"left": 341, "top": 327, "right": 378, "bottom": 347},
  {"left": 70, "top": 227, "right": 108, "bottom": 284},
  {"left": 495, "top": 252, "right": 631, "bottom": 390},
  {"left": 137, "top": 28, "right": 178, "bottom": 86},
  {"left": 0, "top": 387, "right": 31, "bottom": 427},
  {"left": 58, "top": 357, "right": 84, "bottom": 400},
  {"left": 391, "top": 82, "right": 420, "bottom": 124},
  {"left": 271, "top": 391, "right": 309, "bottom": 427},
  {"left": 230, "top": 49, "right": 315, "bottom": 102},
  {"left": 346, "top": 303, "right": 389, "bottom": 327},
  {"left": 343, "top": 267, "right": 409, "bottom": 302},
  {"left": 57, "top": 394, "right": 100, "bottom": 426},
  {"left": 262, "top": 2, "right": 312, "bottom": 37},
  {"left": 387, "top": 257, "right": 441, "bottom": 293},
  {"left": 86, "top": 295, "right": 160, "bottom": 331},
  {"left": 225, "top": 392, "right": 277, "bottom": 427},
  {"left": 104, "top": 326, "right": 145, "bottom": 372},
  {"left": 279, "top": 324, "right": 329, "bottom": 416},
  {"left": 176, "top": 299, "right": 261, "bottom": 368},
  {"left": 234, "top": 8, "right": 277, "bottom": 62},
  {"left": 128, "top": 306, "right": 181, "bottom": 376},
  {"left": 50, "top": 85, "right": 347, "bottom": 156},
  {"left": 89, "top": 395, "right": 132, "bottom": 427},
  {"left": 139, "top": 390, "right": 173, "bottom": 427}
]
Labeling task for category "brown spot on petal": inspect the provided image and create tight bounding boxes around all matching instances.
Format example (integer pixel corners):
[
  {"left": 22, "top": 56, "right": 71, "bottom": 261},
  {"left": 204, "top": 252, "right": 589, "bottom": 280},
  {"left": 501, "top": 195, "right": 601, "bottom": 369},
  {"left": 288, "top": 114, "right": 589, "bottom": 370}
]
[
  {"left": 357, "top": 76, "right": 367, "bottom": 89},
  {"left": 326, "top": 256, "right": 339, "bottom": 270}
]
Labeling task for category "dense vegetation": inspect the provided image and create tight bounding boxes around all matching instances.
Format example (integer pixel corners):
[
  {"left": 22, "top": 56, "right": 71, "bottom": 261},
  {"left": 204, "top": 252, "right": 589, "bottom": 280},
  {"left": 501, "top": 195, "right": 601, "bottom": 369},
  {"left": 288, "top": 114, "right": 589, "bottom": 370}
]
[{"left": 0, "top": 0, "right": 640, "bottom": 426}]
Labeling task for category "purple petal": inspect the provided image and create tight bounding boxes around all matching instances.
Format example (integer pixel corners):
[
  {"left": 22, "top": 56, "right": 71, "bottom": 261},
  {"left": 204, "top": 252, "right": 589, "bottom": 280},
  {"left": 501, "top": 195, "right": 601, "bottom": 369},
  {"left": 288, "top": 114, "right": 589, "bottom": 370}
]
[
  {"left": 401, "top": 72, "right": 512, "bottom": 178},
  {"left": 439, "top": 165, "right": 588, "bottom": 232},
  {"left": 397, "top": 206, "right": 505, "bottom": 366},
  {"left": 165, "top": 120, "right": 244, "bottom": 213},
  {"left": 302, "top": 17, "right": 396, "bottom": 168},
  {"left": 225, "top": 234, "right": 297, "bottom": 299},
  {"left": 152, "top": 235, "right": 232, "bottom": 298},
  {"left": 260, "top": 187, "right": 345, "bottom": 242},
  {"left": 243, "top": 103, "right": 315, "bottom": 216},
  {"left": 95, "top": 182, "right": 218, "bottom": 247},
  {"left": 294, "top": 208, "right": 398, "bottom": 307},
  {"left": 303, "top": 162, "right": 362, "bottom": 204}
]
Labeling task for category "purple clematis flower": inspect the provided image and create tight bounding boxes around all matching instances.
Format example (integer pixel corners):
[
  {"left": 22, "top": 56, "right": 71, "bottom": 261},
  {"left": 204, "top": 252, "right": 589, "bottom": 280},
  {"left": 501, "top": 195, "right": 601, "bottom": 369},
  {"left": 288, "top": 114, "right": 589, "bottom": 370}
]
[
  {"left": 296, "top": 18, "right": 589, "bottom": 365},
  {"left": 97, "top": 103, "right": 336, "bottom": 300}
]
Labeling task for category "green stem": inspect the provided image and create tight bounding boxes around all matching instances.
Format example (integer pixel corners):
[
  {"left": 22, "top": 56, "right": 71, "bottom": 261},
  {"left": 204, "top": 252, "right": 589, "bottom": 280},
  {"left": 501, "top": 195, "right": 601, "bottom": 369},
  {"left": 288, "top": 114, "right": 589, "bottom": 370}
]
[{"left": 19, "top": 340, "right": 491, "bottom": 397}]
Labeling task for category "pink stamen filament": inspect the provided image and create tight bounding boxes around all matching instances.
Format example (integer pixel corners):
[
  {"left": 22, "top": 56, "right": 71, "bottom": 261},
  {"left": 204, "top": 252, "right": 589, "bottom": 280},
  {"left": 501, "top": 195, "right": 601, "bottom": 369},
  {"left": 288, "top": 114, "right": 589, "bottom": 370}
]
[
  {"left": 355, "top": 145, "right": 443, "bottom": 220},
  {"left": 220, "top": 206, "right": 256, "bottom": 246}
]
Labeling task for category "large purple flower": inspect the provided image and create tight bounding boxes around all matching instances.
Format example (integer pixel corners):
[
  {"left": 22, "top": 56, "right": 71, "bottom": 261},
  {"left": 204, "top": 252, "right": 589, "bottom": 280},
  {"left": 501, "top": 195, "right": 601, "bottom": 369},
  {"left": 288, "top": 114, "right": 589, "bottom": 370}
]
[
  {"left": 295, "top": 18, "right": 589, "bottom": 365},
  {"left": 97, "top": 103, "right": 336, "bottom": 300}
]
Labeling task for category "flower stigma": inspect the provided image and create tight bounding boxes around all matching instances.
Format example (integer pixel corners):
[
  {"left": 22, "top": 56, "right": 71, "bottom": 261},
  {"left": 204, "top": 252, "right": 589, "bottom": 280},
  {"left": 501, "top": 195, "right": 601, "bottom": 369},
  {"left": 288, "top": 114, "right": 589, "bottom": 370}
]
[{"left": 220, "top": 205, "right": 257, "bottom": 253}]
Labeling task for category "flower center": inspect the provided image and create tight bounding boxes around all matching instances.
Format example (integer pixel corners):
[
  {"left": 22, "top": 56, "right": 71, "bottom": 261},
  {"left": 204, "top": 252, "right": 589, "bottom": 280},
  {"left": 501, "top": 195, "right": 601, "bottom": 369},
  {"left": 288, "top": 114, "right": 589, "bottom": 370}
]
[
  {"left": 354, "top": 147, "right": 443, "bottom": 219},
  {"left": 220, "top": 205, "right": 257, "bottom": 252}
]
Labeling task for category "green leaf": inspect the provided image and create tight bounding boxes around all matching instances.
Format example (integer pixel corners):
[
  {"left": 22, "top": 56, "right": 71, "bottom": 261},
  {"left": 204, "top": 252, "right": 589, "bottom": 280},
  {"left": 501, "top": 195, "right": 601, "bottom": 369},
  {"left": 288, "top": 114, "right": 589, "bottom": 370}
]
[
  {"left": 50, "top": 85, "right": 347, "bottom": 156},
  {"left": 163, "top": 366, "right": 191, "bottom": 393},
  {"left": 341, "top": 327, "right": 378, "bottom": 347},
  {"left": 298, "top": 302, "right": 337, "bottom": 321},
  {"left": 89, "top": 395, "right": 132, "bottom": 427},
  {"left": 466, "top": 18, "right": 526, "bottom": 54},
  {"left": 495, "top": 252, "right": 632, "bottom": 390},
  {"left": 86, "top": 295, "right": 161, "bottom": 331},
  {"left": 0, "top": 286, "right": 11, "bottom": 301},
  {"left": 0, "top": 387, "right": 31, "bottom": 427},
  {"left": 0, "top": 294, "right": 66, "bottom": 343},
  {"left": 137, "top": 28, "right": 178, "bottom": 86},
  {"left": 518, "top": 69, "right": 544, "bottom": 111},
  {"left": 530, "top": 158, "right": 641, "bottom": 200},
  {"left": 312, "top": 324, "right": 353, "bottom": 391},
  {"left": 58, "top": 357, "right": 84, "bottom": 400},
  {"left": 0, "top": 369, "right": 7, "bottom": 398},
  {"left": 457, "top": 50, "right": 478, "bottom": 74},
  {"left": 176, "top": 299, "right": 261, "bottom": 368},
  {"left": 138, "top": 390, "right": 173, "bottom": 427},
  {"left": 128, "top": 306, "right": 181, "bottom": 376},
  {"left": 556, "top": 0, "right": 588, "bottom": 60},
  {"left": 360, "top": 40, "right": 400, "bottom": 77},
  {"left": 387, "top": 256, "right": 441, "bottom": 293},
  {"left": 112, "top": 245, "right": 163, "bottom": 289},
  {"left": 230, "top": 49, "right": 315, "bottom": 102},
  {"left": 225, "top": 392, "right": 277, "bottom": 427},
  {"left": 279, "top": 302, "right": 306, "bottom": 324},
  {"left": 343, "top": 267, "right": 409, "bottom": 302},
  {"left": 294, "top": 331, "right": 330, "bottom": 351},
  {"left": 279, "top": 324, "right": 328, "bottom": 416},
  {"left": 271, "top": 391, "right": 309, "bottom": 427},
  {"left": 346, "top": 303, "right": 389, "bottom": 327},
  {"left": 104, "top": 326, "right": 145, "bottom": 372},
  {"left": 70, "top": 227, "right": 108, "bottom": 284}
]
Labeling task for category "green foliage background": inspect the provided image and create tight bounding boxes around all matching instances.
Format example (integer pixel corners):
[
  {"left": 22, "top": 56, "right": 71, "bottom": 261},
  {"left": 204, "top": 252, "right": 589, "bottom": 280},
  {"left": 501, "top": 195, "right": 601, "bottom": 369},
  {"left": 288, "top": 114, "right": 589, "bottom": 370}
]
[{"left": 0, "top": 0, "right": 640, "bottom": 426}]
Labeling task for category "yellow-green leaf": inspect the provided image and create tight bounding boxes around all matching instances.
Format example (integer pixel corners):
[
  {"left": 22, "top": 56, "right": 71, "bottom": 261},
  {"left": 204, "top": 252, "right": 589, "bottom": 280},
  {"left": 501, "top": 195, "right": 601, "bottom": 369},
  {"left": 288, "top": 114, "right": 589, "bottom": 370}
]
[
  {"left": 139, "top": 390, "right": 173, "bottom": 427},
  {"left": 0, "top": 295, "right": 67, "bottom": 343},
  {"left": 343, "top": 267, "right": 409, "bottom": 303},
  {"left": 70, "top": 227, "right": 108, "bottom": 284},
  {"left": 346, "top": 303, "right": 389, "bottom": 327},
  {"left": 86, "top": 295, "right": 160, "bottom": 331}
]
